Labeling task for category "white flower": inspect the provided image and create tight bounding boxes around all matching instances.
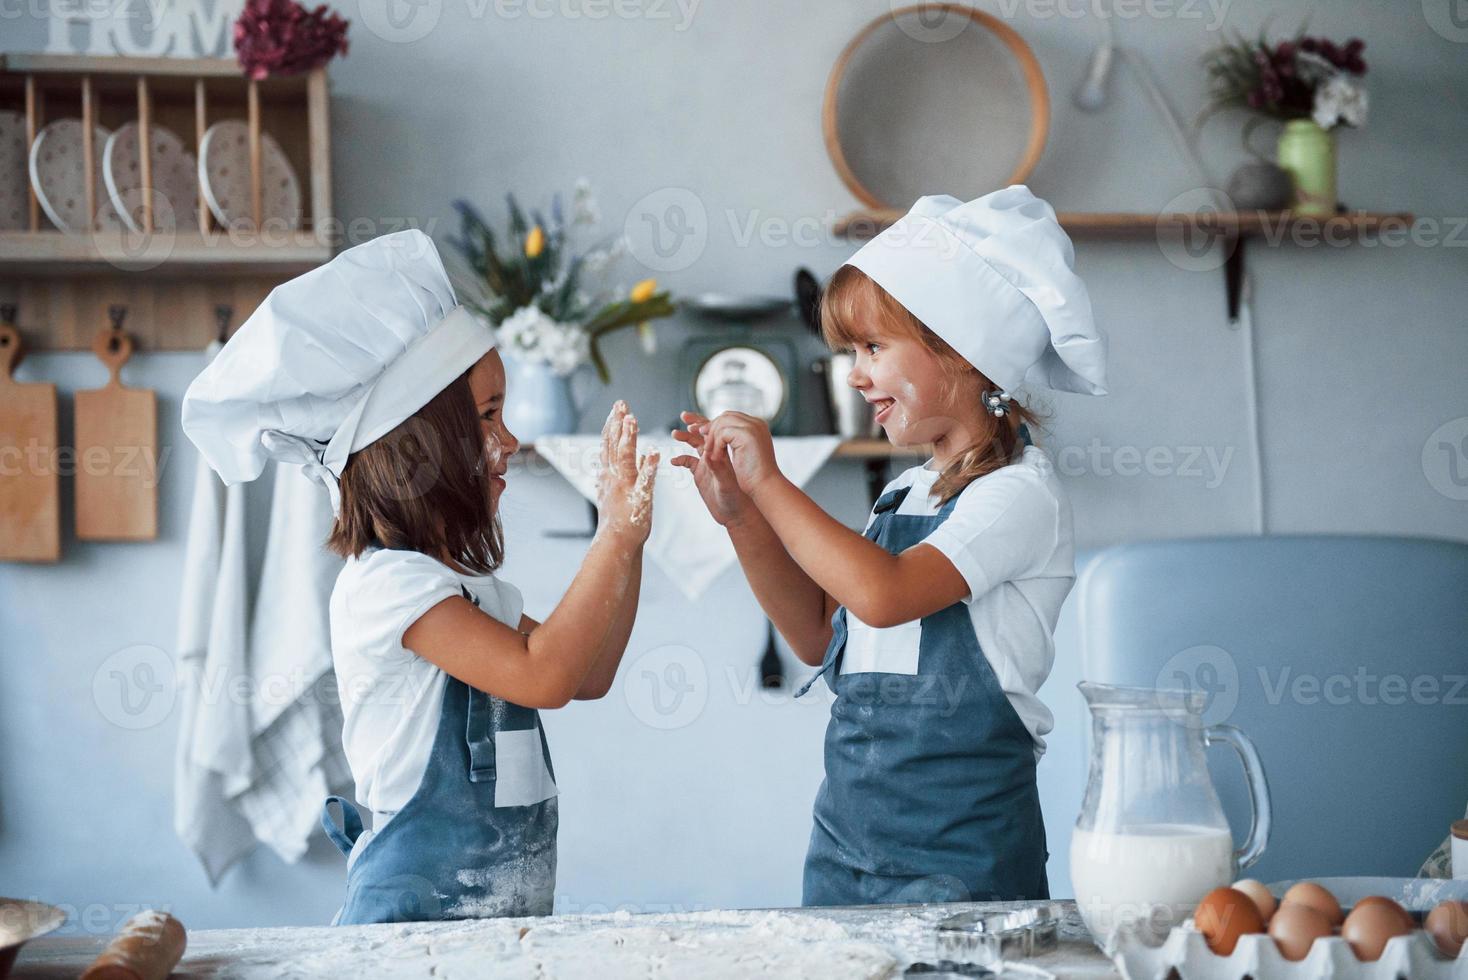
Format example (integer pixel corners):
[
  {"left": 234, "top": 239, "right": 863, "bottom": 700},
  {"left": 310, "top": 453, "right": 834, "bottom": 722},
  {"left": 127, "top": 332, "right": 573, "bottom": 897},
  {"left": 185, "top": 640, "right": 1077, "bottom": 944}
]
[
  {"left": 572, "top": 178, "right": 601, "bottom": 227},
  {"left": 1295, "top": 50, "right": 1336, "bottom": 86},
  {"left": 497, "top": 304, "right": 589, "bottom": 377},
  {"left": 582, "top": 235, "right": 627, "bottom": 277},
  {"left": 497, "top": 305, "right": 544, "bottom": 354},
  {"left": 1313, "top": 75, "right": 1369, "bottom": 130},
  {"left": 582, "top": 248, "right": 612, "bottom": 276}
]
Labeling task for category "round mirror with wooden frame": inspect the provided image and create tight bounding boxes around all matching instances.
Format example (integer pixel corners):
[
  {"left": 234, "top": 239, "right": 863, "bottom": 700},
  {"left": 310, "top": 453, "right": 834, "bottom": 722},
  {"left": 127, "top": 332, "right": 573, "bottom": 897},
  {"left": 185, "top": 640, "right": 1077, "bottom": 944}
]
[{"left": 823, "top": 4, "right": 1050, "bottom": 211}]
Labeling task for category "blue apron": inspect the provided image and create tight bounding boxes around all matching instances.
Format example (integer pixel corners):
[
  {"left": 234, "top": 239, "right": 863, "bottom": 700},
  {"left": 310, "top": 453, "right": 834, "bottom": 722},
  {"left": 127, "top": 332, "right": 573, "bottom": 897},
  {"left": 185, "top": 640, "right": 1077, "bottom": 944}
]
[
  {"left": 321, "top": 584, "right": 558, "bottom": 924},
  {"left": 796, "top": 457, "right": 1049, "bottom": 906}
]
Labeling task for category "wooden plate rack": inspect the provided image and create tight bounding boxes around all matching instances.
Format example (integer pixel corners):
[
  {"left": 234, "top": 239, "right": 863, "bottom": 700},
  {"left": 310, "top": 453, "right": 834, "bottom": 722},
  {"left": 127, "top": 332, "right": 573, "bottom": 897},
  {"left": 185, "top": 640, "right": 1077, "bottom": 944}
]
[{"left": 0, "top": 54, "right": 334, "bottom": 350}]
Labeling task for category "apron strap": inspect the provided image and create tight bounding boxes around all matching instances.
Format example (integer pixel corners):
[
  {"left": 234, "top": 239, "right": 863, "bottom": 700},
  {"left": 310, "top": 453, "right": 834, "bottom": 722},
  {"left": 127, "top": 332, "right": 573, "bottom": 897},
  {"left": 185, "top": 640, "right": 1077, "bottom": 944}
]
[
  {"left": 321, "top": 795, "right": 365, "bottom": 858},
  {"left": 872, "top": 485, "right": 911, "bottom": 515},
  {"left": 795, "top": 486, "right": 909, "bottom": 698},
  {"left": 794, "top": 659, "right": 834, "bottom": 698}
]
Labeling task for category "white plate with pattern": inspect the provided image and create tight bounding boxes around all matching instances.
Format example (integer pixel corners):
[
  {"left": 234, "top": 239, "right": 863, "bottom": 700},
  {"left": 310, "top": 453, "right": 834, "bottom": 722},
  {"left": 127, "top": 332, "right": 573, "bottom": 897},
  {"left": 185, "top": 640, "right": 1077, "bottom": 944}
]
[
  {"left": 198, "top": 119, "right": 301, "bottom": 232},
  {"left": 0, "top": 110, "right": 29, "bottom": 230},
  {"left": 103, "top": 122, "right": 200, "bottom": 233},
  {"left": 29, "top": 119, "right": 126, "bottom": 233}
]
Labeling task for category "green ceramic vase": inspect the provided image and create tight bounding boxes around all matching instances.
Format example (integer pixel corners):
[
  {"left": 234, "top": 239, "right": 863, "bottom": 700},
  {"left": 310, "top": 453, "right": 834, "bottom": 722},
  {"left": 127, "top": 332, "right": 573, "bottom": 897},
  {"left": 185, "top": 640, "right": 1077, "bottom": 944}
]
[{"left": 1276, "top": 119, "right": 1337, "bottom": 217}]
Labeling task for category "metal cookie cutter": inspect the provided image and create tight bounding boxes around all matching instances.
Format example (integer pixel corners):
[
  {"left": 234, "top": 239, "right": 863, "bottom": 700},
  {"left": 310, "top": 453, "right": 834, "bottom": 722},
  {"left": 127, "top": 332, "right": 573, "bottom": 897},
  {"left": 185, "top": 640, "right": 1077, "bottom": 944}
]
[{"left": 933, "top": 905, "right": 1061, "bottom": 972}]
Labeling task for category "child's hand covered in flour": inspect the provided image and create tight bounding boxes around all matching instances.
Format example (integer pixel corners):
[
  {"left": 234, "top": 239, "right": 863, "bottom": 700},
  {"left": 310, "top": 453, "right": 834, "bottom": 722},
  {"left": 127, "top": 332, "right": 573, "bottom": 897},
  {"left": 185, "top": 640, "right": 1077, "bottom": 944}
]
[
  {"left": 701, "top": 412, "right": 781, "bottom": 500},
  {"left": 596, "top": 401, "right": 659, "bottom": 544},
  {"left": 671, "top": 410, "right": 752, "bottom": 527}
]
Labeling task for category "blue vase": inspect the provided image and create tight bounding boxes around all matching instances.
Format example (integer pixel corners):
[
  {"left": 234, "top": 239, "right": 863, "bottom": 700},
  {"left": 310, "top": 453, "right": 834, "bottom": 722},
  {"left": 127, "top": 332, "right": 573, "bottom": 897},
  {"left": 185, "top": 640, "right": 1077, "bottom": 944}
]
[{"left": 502, "top": 354, "right": 581, "bottom": 443}]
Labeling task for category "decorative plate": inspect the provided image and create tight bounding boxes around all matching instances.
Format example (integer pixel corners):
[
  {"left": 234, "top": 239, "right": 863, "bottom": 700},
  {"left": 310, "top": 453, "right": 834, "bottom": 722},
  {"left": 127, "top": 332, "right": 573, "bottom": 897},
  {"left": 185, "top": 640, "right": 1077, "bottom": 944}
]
[
  {"left": 198, "top": 119, "right": 301, "bottom": 232},
  {"left": 29, "top": 119, "right": 126, "bottom": 233},
  {"left": 103, "top": 122, "right": 200, "bottom": 233}
]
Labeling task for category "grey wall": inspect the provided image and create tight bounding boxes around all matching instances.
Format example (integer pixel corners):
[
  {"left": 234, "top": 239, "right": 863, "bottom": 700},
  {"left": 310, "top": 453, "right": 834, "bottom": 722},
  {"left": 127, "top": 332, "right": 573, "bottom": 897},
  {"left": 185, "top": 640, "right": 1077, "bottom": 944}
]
[{"left": 3, "top": 0, "right": 1466, "bottom": 933}]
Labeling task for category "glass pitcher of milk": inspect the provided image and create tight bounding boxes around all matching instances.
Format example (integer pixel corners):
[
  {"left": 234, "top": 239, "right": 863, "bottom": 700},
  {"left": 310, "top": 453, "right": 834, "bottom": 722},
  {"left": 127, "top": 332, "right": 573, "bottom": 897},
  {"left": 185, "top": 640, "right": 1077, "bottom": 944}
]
[{"left": 1070, "top": 682, "right": 1271, "bottom": 948}]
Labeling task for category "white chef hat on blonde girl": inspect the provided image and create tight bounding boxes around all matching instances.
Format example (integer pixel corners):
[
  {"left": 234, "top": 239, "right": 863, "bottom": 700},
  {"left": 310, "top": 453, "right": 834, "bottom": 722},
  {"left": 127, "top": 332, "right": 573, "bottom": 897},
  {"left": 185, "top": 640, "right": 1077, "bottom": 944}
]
[{"left": 823, "top": 186, "right": 1108, "bottom": 504}]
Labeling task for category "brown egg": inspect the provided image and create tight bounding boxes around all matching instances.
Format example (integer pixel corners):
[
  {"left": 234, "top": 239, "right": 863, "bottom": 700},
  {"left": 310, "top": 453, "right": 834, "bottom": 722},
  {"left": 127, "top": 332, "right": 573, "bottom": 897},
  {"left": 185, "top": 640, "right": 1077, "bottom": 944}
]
[
  {"left": 1282, "top": 881, "right": 1344, "bottom": 926},
  {"left": 1195, "top": 886, "right": 1266, "bottom": 955},
  {"left": 1353, "top": 895, "right": 1413, "bottom": 930},
  {"left": 1342, "top": 901, "right": 1415, "bottom": 962},
  {"left": 1425, "top": 900, "right": 1468, "bottom": 958},
  {"left": 1268, "top": 901, "right": 1334, "bottom": 962},
  {"left": 1232, "top": 879, "right": 1277, "bottom": 922}
]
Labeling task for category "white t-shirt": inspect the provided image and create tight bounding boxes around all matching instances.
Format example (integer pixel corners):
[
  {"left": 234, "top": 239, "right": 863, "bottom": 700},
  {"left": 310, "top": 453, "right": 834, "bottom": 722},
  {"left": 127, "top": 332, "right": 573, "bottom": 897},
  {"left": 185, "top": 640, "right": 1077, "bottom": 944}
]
[
  {"left": 853, "top": 445, "right": 1075, "bottom": 758},
  {"left": 329, "top": 547, "right": 525, "bottom": 824}
]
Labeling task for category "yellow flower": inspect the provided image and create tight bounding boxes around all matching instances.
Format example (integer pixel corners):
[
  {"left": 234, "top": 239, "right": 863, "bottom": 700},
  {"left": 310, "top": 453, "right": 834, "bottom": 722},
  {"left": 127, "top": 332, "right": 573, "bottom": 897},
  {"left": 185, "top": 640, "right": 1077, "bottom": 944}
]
[
  {"left": 629, "top": 278, "right": 657, "bottom": 303},
  {"left": 524, "top": 226, "right": 545, "bottom": 259}
]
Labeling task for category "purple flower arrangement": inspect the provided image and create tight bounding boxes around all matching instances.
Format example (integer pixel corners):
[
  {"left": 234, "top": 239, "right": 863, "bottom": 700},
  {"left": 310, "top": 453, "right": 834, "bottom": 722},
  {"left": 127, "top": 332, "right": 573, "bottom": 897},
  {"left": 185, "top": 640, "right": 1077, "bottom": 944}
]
[
  {"left": 233, "top": 0, "right": 349, "bottom": 82},
  {"left": 1206, "top": 32, "right": 1369, "bottom": 130}
]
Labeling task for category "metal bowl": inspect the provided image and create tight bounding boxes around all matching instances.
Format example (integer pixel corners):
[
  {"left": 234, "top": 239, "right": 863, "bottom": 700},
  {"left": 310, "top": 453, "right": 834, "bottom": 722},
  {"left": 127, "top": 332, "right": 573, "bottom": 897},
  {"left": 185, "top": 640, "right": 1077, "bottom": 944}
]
[
  {"left": 0, "top": 899, "right": 66, "bottom": 979},
  {"left": 684, "top": 293, "right": 794, "bottom": 322}
]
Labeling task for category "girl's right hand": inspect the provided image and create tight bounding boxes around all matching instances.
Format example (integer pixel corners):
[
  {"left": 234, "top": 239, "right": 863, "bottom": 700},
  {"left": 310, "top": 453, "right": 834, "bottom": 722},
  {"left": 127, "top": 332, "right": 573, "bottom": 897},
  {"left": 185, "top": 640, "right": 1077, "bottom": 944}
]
[
  {"left": 596, "top": 401, "right": 659, "bottom": 545},
  {"left": 670, "top": 410, "right": 751, "bottom": 527}
]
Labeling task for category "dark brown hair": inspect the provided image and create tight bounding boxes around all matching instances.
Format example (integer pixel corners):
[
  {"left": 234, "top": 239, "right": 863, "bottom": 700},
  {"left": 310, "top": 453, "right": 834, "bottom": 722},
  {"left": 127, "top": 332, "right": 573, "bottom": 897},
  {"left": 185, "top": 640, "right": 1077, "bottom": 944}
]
[
  {"left": 820, "top": 264, "right": 1046, "bottom": 504},
  {"left": 326, "top": 370, "right": 503, "bottom": 574}
]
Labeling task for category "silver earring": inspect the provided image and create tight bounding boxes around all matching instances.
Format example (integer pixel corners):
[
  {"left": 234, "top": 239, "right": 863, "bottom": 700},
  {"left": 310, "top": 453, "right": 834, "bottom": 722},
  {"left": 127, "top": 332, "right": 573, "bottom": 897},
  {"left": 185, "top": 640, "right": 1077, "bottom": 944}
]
[{"left": 982, "top": 389, "right": 1010, "bottom": 418}]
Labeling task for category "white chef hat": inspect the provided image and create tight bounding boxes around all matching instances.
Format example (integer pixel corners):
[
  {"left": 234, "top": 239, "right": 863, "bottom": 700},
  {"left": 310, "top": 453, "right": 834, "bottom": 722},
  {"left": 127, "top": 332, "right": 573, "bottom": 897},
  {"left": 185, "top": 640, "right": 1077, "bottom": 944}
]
[
  {"left": 844, "top": 185, "right": 1108, "bottom": 397},
  {"left": 181, "top": 229, "right": 496, "bottom": 517}
]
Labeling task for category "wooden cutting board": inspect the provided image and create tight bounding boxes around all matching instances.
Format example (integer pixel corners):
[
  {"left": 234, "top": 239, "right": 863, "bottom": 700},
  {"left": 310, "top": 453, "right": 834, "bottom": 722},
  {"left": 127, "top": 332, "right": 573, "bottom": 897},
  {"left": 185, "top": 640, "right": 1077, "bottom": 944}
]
[
  {"left": 0, "top": 322, "right": 61, "bottom": 561},
  {"left": 74, "top": 325, "right": 158, "bottom": 541}
]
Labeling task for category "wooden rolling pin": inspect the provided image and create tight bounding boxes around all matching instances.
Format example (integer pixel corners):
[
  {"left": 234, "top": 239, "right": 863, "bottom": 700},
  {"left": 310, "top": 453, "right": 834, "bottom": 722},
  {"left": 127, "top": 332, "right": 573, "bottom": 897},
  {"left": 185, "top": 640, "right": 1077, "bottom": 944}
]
[{"left": 80, "top": 911, "right": 185, "bottom": 980}]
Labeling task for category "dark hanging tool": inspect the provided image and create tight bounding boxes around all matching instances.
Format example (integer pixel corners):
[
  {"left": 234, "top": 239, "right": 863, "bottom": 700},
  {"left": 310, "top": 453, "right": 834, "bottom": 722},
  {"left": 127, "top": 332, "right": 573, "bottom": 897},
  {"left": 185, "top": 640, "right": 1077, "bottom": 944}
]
[
  {"left": 759, "top": 621, "right": 784, "bottom": 690},
  {"left": 794, "top": 267, "right": 821, "bottom": 335},
  {"left": 215, "top": 304, "right": 234, "bottom": 344}
]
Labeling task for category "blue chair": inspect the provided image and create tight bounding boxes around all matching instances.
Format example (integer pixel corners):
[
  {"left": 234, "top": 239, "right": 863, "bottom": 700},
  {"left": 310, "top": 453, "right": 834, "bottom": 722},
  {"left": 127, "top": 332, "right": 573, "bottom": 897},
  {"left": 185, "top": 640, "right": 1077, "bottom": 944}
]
[{"left": 1074, "top": 535, "right": 1468, "bottom": 884}]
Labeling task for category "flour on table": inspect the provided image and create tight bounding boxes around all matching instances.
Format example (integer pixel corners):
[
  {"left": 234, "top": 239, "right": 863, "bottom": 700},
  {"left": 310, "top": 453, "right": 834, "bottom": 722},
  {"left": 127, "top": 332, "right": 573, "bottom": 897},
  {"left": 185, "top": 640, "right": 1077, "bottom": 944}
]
[
  {"left": 518, "top": 909, "right": 897, "bottom": 979},
  {"left": 189, "top": 910, "right": 895, "bottom": 979}
]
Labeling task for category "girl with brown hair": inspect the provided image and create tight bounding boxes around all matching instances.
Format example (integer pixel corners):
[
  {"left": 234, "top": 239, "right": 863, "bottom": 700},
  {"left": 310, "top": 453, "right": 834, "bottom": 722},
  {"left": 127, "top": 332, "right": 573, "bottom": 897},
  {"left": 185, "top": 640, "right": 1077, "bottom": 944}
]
[{"left": 183, "top": 230, "right": 658, "bottom": 924}]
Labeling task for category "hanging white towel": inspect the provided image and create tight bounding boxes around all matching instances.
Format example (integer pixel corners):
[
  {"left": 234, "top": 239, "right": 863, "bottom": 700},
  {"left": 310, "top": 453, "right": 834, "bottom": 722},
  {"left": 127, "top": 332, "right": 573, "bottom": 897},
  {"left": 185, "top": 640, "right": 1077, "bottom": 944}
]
[
  {"left": 174, "top": 341, "right": 351, "bottom": 884},
  {"left": 174, "top": 343, "right": 257, "bottom": 885},
  {"left": 236, "top": 461, "right": 349, "bottom": 864},
  {"left": 533, "top": 435, "right": 842, "bottom": 601}
]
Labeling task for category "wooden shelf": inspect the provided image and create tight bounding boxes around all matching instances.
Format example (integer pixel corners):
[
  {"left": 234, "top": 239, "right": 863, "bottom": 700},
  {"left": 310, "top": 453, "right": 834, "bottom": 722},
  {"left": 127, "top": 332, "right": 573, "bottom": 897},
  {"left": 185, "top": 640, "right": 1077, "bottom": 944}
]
[
  {"left": 2, "top": 54, "right": 243, "bottom": 78},
  {"left": 0, "top": 231, "right": 332, "bottom": 276},
  {"left": 834, "top": 208, "right": 1416, "bottom": 240},
  {"left": 834, "top": 207, "right": 1416, "bottom": 322},
  {"left": 833, "top": 437, "right": 925, "bottom": 459}
]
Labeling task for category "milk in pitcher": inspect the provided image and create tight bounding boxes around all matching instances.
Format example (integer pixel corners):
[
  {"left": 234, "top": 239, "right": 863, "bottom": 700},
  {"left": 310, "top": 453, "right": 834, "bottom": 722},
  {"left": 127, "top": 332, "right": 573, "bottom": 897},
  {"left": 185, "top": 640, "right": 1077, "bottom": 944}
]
[{"left": 1070, "top": 823, "right": 1234, "bottom": 944}]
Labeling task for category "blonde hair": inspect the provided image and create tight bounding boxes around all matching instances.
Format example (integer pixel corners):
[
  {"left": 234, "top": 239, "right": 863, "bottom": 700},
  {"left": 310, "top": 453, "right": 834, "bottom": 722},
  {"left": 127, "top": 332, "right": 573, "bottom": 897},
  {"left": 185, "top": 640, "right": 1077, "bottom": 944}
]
[{"left": 820, "top": 264, "right": 1045, "bottom": 505}]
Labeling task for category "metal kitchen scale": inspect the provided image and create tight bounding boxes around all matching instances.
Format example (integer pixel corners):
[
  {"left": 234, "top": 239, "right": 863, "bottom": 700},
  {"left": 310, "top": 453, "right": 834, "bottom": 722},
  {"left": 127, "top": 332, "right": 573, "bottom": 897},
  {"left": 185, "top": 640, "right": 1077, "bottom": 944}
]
[{"left": 678, "top": 292, "right": 802, "bottom": 437}]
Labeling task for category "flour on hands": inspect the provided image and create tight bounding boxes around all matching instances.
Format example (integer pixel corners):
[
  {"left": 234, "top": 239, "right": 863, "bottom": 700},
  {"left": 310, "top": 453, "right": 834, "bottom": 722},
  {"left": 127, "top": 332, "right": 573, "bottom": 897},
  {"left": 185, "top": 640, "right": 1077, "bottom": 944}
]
[{"left": 595, "top": 400, "right": 659, "bottom": 539}]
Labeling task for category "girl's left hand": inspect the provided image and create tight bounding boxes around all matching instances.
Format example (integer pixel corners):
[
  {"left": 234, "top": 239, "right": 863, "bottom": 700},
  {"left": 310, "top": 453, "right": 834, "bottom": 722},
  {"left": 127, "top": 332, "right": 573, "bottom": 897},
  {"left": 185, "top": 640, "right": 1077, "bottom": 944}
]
[{"left": 704, "top": 412, "right": 781, "bottom": 498}]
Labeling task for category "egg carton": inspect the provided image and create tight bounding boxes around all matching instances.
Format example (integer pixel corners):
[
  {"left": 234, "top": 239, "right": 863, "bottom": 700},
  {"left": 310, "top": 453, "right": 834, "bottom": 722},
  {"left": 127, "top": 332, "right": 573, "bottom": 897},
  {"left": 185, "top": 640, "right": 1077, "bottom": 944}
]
[{"left": 1108, "top": 921, "right": 1468, "bottom": 980}]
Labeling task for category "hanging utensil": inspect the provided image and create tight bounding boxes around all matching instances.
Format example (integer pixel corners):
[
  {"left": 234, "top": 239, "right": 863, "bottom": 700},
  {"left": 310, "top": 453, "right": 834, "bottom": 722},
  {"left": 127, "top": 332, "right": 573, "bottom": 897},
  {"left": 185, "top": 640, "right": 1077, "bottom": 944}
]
[
  {"left": 0, "top": 305, "right": 61, "bottom": 562},
  {"left": 794, "top": 267, "right": 822, "bottom": 336},
  {"left": 75, "top": 305, "right": 158, "bottom": 541},
  {"left": 759, "top": 621, "right": 784, "bottom": 689}
]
